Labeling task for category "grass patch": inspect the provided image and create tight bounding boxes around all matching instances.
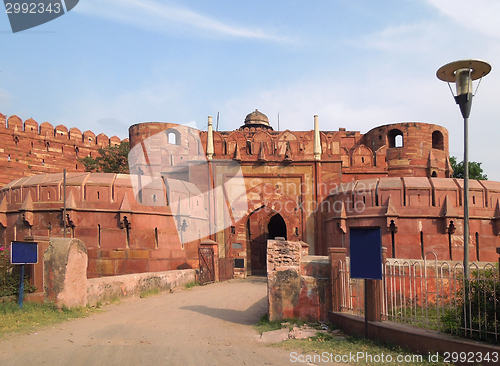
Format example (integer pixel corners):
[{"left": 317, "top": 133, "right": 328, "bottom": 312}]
[
  {"left": 256, "top": 315, "right": 453, "bottom": 365},
  {"left": 279, "top": 335, "right": 452, "bottom": 365},
  {"left": 139, "top": 288, "right": 160, "bottom": 298},
  {"left": 0, "top": 301, "right": 95, "bottom": 337},
  {"left": 254, "top": 314, "right": 307, "bottom": 334},
  {"left": 184, "top": 281, "right": 200, "bottom": 289}
]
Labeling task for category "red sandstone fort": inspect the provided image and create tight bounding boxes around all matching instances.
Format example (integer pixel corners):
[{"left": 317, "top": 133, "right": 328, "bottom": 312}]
[{"left": 1, "top": 110, "right": 499, "bottom": 279}]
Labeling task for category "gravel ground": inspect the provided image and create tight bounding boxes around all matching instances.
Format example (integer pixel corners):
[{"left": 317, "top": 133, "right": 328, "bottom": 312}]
[{"left": 0, "top": 276, "right": 347, "bottom": 366}]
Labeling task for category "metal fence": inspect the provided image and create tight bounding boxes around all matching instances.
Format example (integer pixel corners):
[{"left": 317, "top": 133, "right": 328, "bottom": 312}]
[
  {"left": 338, "top": 259, "right": 365, "bottom": 316},
  {"left": 337, "top": 252, "right": 499, "bottom": 343}
]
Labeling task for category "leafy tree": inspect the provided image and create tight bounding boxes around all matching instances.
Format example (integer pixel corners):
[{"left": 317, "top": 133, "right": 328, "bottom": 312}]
[
  {"left": 79, "top": 142, "right": 130, "bottom": 174},
  {"left": 450, "top": 156, "right": 487, "bottom": 180}
]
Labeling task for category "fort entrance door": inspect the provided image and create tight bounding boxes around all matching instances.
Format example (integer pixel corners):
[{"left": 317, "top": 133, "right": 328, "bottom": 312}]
[{"left": 248, "top": 208, "right": 287, "bottom": 273}]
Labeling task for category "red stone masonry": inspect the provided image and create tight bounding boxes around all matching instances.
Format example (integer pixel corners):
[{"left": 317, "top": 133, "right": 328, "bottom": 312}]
[
  {"left": 323, "top": 177, "right": 500, "bottom": 262},
  {"left": 0, "top": 113, "right": 128, "bottom": 188},
  {"left": 0, "top": 172, "right": 200, "bottom": 278}
]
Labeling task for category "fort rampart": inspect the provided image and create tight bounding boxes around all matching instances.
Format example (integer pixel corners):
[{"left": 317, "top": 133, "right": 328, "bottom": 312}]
[{"left": 0, "top": 113, "right": 127, "bottom": 187}]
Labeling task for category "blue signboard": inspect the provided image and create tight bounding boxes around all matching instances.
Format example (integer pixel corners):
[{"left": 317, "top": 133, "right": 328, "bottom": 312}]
[
  {"left": 10, "top": 242, "right": 38, "bottom": 265},
  {"left": 349, "top": 228, "right": 382, "bottom": 280}
]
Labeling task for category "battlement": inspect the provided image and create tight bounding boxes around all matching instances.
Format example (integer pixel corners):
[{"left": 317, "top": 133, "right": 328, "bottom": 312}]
[
  {"left": 0, "top": 112, "right": 129, "bottom": 187},
  {"left": 0, "top": 113, "right": 123, "bottom": 145}
]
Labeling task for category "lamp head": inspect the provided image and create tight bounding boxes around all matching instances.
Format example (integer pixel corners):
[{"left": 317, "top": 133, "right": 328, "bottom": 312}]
[{"left": 437, "top": 59, "right": 491, "bottom": 118}]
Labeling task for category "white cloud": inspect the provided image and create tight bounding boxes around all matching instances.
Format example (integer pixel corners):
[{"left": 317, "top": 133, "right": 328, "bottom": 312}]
[
  {"left": 76, "top": 0, "right": 289, "bottom": 42},
  {"left": 426, "top": 0, "right": 500, "bottom": 39},
  {"left": 357, "top": 22, "right": 450, "bottom": 55}
]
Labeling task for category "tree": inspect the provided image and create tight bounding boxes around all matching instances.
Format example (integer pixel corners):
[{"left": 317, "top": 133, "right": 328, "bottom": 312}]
[
  {"left": 449, "top": 156, "right": 487, "bottom": 180},
  {"left": 79, "top": 142, "right": 130, "bottom": 174}
]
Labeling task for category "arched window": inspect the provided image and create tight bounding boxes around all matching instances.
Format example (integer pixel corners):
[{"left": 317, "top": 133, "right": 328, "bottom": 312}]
[
  {"left": 432, "top": 131, "right": 444, "bottom": 150},
  {"left": 166, "top": 129, "right": 181, "bottom": 145},
  {"left": 388, "top": 129, "right": 404, "bottom": 148}
]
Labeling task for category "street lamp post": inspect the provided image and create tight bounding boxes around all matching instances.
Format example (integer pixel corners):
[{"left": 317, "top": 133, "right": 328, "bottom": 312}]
[{"left": 436, "top": 59, "right": 491, "bottom": 278}]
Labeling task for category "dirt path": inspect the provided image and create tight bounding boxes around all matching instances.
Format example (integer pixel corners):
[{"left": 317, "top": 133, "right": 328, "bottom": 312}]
[{"left": 0, "top": 277, "right": 337, "bottom": 366}]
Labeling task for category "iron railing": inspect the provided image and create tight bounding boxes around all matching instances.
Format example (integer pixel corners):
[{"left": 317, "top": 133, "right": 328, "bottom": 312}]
[{"left": 336, "top": 252, "right": 499, "bottom": 343}]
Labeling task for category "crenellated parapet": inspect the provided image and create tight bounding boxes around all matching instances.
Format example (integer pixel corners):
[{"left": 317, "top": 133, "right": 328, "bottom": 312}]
[
  {"left": 0, "top": 172, "right": 201, "bottom": 277},
  {"left": 323, "top": 177, "right": 500, "bottom": 262},
  {"left": 0, "top": 112, "right": 128, "bottom": 187}
]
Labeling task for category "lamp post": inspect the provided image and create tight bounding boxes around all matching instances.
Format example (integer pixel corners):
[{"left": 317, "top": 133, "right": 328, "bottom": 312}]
[{"left": 436, "top": 59, "right": 491, "bottom": 278}]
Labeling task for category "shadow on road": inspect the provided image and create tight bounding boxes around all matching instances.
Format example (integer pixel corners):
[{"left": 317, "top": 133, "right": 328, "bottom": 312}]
[{"left": 180, "top": 295, "right": 267, "bottom": 325}]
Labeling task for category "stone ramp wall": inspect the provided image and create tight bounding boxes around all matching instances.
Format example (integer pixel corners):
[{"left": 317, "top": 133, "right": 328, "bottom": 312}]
[{"left": 86, "top": 269, "right": 196, "bottom": 306}]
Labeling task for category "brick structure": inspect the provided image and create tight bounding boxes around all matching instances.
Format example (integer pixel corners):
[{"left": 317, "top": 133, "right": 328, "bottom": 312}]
[
  {"left": 323, "top": 177, "right": 500, "bottom": 262},
  {"left": 0, "top": 173, "right": 199, "bottom": 278},
  {"left": 1, "top": 109, "right": 499, "bottom": 278},
  {"left": 0, "top": 113, "right": 126, "bottom": 186}
]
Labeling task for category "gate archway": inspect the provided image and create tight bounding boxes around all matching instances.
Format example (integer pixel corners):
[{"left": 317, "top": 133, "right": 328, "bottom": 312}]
[{"left": 268, "top": 213, "right": 287, "bottom": 240}]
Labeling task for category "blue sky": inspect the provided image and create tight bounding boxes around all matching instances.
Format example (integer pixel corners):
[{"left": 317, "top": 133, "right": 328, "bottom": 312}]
[{"left": 1, "top": 0, "right": 500, "bottom": 179}]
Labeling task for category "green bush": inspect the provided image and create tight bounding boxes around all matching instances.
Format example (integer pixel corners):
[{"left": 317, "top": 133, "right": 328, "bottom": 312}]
[
  {"left": 441, "top": 266, "right": 500, "bottom": 343},
  {"left": 0, "top": 246, "right": 37, "bottom": 298}
]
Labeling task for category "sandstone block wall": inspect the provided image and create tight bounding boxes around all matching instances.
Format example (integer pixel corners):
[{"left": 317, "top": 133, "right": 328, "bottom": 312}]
[
  {"left": 324, "top": 177, "right": 500, "bottom": 262},
  {"left": 267, "top": 239, "right": 330, "bottom": 321},
  {"left": 0, "top": 113, "right": 126, "bottom": 187},
  {"left": 86, "top": 269, "right": 196, "bottom": 306},
  {"left": 0, "top": 173, "right": 201, "bottom": 278}
]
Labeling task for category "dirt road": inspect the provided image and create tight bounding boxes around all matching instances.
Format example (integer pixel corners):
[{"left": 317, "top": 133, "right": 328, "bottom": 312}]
[{"left": 0, "top": 277, "right": 322, "bottom": 366}]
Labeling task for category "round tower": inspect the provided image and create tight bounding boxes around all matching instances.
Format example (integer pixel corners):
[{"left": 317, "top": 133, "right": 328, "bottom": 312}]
[{"left": 362, "top": 122, "right": 451, "bottom": 178}]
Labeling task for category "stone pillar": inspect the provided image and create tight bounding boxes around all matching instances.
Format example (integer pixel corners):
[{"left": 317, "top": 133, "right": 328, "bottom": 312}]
[
  {"left": 206, "top": 116, "right": 214, "bottom": 160},
  {"left": 267, "top": 239, "right": 302, "bottom": 321},
  {"left": 329, "top": 247, "right": 347, "bottom": 312},
  {"left": 365, "top": 247, "right": 387, "bottom": 322},
  {"left": 200, "top": 239, "right": 219, "bottom": 282},
  {"left": 44, "top": 238, "right": 88, "bottom": 309}
]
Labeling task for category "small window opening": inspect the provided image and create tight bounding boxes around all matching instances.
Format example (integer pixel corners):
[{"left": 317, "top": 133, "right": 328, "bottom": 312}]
[
  {"left": 126, "top": 222, "right": 130, "bottom": 248},
  {"left": 420, "top": 231, "right": 424, "bottom": 259},
  {"left": 97, "top": 191, "right": 100, "bottom": 200},
  {"left": 391, "top": 225, "right": 396, "bottom": 258},
  {"left": 42, "top": 159, "right": 45, "bottom": 166},
  {"left": 475, "top": 232, "right": 480, "bottom": 261},
  {"left": 472, "top": 196, "right": 476, "bottom": 205},
  {"left": 168, "top": 133, "right": 177, "bottom": 145},
  {"left": 7, "top": 154, "right": 10, "bottom": 162},
  {"left": 98, "top": 224, "right": 101, "bottom": 248},
  {"left": 448, "top": 231, "right": 453, "bottom": 260},
  {"left": 432, "top": 130, "right": 444, "bottom": 150},
  {"left": 388, "top": 129, "right": 404, "bottom": 148},
  {"left": 155, "top": 228, "right": 158, "bottom": 249},
  {"left": 361, "top": 157, "right": 365, "bottom": 163},
  {"left": 152, "top": 194, "right": 157, "bottom": 203}
]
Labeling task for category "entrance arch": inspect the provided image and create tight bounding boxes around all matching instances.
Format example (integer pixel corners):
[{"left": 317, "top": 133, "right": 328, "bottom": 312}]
[
  {"left": 247, "top": 209, "right": 289, "bottom": 274},
  {"left": 268, "top": 213, "right": 287, "bottom": 240}
]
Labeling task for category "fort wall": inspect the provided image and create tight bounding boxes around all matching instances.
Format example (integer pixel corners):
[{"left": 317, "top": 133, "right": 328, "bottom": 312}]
[
  {"left": 0, "top": 113, "right": 127, "bottom": 187},
  {"left": 323, "top": 177, "right": 500, "bottom": 262},
  {"left": 0, "top": 173, "right": 200, "bottom": 278}
]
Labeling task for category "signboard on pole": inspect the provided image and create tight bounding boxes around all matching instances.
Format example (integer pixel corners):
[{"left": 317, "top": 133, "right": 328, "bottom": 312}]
[
  {"left": 10, "top": 241, "right": 38, "bottom": 265},
  {"left": 349, "top": 227, "right": 382, "bottom": 280}
]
